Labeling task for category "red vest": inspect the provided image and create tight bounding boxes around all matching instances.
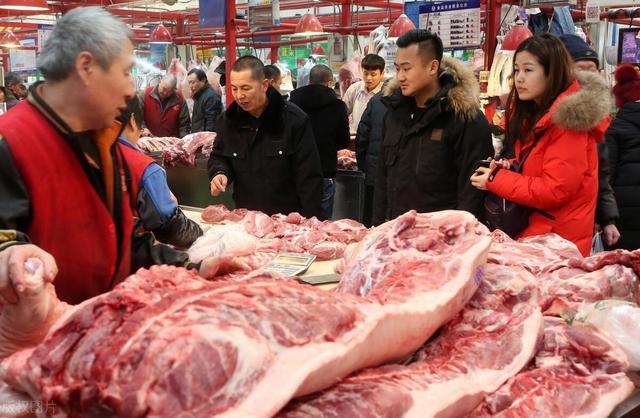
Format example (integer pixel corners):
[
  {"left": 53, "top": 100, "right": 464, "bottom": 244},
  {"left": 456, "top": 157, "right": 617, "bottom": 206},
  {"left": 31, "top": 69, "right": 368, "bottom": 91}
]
[
  {"left": 143, "top": 86, "right": 183, "bottom": 138},
  {"left": 0, "top": 101, "right": 136, "bottom": 304}
]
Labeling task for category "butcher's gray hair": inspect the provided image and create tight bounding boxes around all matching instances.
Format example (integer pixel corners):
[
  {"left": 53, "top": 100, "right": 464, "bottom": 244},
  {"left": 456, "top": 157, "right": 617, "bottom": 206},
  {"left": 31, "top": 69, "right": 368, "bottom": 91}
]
[
  {"left": 161, "top": 74, "right": 178, "bottom": 89},
  {"left": 37, "top": 7, "right": 133, "bottom": 82}
]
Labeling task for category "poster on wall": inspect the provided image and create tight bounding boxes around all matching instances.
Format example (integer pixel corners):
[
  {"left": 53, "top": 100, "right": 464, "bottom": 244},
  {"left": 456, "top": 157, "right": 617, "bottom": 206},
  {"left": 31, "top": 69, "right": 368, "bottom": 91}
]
[
  {"left": 37, "top": 24, "right": 54, "bottom": 52},
  {"left": 9, "top": 39, "right": 37, "bottom": 72},
  {"left": 328, "top": 34, "right": 346, "bottom": 71},
  {"left": 418, "top": 0, "right": 481, "bottom": 50},
  {"left": 149, "top": 43, "right": 169, "bottom": 70}
]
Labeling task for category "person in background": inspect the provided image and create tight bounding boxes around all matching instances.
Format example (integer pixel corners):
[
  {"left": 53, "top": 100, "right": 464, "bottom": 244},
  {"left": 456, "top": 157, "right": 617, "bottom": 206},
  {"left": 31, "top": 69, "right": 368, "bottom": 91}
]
[
  {"left": 559, "top": 34, "right": 621, "bottom": 247},
  {"left": 374, "top": 30, "right": 493, "bottom": 225},
  {"left": 290, "top": 64, "right": 350, "bottom": 220},
  {"left": 214, "top": 60, "right": 226, "bottom": 88},
  {"left": 606, "top": 64, "right": 640, "bottom": 250},
  {"left": 208, "top": 56, "right": 323, "bottom": 218},
  {"left": 5, "top": 74, "right": 28, "bottom": 101},
  {"left": 342, "top": 53, "right": 386, "bottom": 133},
  {"left": 117, "top": 96, "right": 202, "bottom": 248},
  {"left": 264, "top": 64, "right": 282, "bottom": 93},
  {"left": 140, "top": 74, "right": 190, "bottom": 138},
  {"left": 187, "top": 68, "right": 222, "bottom": 133},
  {"left": 14, "top": 84, "right": 28, "bottom": 99},
  {"left": 471, "top": 34, "right": 611, "bottom": 256},
  {"left": 3, "top": 73, "right": 21, "bottom": 110},
  {"left": 0, "top": 86, "right": 6, "bottom": 103},
  {"left": 355, "top": 79, "right": 391, "bottom": 227},
  {"left": 0, "top": 7, "right": 203, "bottom": 307}
]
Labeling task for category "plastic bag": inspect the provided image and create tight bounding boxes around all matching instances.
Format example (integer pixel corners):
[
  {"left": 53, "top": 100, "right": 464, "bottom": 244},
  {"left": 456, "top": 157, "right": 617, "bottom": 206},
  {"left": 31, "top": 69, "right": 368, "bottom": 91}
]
[
  {"left": 575, "top": 300, "right": 640, "bottom": 370},
  {"left": 368, "top": 25, "right": 388, "bottom": 55},
  {"left": 591, "top": 231, "right": 605, "bottom": 255},
  {"left": 296, "top": 57, "right": 316, "bottom": 88}
]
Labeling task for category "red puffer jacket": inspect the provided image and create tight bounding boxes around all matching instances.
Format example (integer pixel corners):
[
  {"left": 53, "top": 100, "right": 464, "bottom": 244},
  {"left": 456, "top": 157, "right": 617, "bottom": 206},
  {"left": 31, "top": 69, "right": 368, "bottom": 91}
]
[{"left": 487, "top": 71, "right": 611, "bottom": 256}]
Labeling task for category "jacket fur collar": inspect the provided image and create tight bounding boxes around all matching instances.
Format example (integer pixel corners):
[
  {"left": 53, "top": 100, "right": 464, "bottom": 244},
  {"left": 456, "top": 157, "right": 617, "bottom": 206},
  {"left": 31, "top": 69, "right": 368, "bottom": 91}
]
[
  {"left": 550, "top": 70, "right": 611, "bottom": 132},
  {"left": 382, "top": 56, "right": 480, "bottom": 121}
]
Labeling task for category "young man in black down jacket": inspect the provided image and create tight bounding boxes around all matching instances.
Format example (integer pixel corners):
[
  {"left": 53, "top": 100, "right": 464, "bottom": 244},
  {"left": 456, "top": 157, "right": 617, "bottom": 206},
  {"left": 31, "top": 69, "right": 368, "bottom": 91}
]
[
  {"left": 356, "top": 78, "right": 392, "bottom": 227},
  {"left": 373, "top": 30, "right": 493, "bottom": 225},
  {"left": 208, "top": 56, "right": 323, "bottom": 218},
  {"left": 290, "top": 64, "right": 350, "bottom": 220}
]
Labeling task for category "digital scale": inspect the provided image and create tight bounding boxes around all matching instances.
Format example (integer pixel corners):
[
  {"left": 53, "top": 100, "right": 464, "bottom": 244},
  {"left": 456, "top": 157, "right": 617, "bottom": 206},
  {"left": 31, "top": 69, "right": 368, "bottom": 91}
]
[{"left": 262, "top": 252, "right": 317, "bottom": 277}]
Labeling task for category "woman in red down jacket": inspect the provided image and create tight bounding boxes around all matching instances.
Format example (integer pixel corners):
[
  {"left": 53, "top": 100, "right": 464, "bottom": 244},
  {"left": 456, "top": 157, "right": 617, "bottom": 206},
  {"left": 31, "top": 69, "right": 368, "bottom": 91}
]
[{"left": 471, "top": 34, "right": 611, "bottom": 256}]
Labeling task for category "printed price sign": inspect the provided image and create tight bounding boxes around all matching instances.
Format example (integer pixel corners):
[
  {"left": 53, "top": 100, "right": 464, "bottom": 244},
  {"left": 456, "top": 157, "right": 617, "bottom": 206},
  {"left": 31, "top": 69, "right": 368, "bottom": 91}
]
[{"left": 419, "top": 0, "right": 481, "bottom": 50}]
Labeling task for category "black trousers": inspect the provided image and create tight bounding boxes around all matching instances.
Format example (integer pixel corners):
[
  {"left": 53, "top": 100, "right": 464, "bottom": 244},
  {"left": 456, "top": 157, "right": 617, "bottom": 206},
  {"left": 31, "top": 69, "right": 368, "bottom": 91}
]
[{"left": 362, "top": 184, "right": 375, "bottom": 227}]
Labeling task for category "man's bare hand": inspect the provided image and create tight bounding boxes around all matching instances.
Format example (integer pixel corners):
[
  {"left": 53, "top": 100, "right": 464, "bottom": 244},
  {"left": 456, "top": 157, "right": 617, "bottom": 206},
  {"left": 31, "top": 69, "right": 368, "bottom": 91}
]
[
  {"left": 0, "top": 245, "right": 57, "bottom": 305},
  {"left": 210, "top": 174, "right": 228, "bottom": 197},
  {"left": 603, "top": 224, "right": 621, "bottom": 246}
]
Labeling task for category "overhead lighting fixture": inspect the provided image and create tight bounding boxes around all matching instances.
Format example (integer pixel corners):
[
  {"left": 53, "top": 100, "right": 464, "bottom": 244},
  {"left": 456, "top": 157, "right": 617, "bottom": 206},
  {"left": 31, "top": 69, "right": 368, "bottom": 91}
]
[
  {"left": 293, "top": 12, "right": 324, "bottom": 36},
  {"left": 0, "top": 0, "right": 48, "bottom": 11},
  {"left": 149, "top": 23, "right": 173, "bottom": 44},
  {"left": 388, "top": 14, "right": 416, "bottom": 38},
  {"left": 0, "top": 30, "right": 20, "bottom": 48}
]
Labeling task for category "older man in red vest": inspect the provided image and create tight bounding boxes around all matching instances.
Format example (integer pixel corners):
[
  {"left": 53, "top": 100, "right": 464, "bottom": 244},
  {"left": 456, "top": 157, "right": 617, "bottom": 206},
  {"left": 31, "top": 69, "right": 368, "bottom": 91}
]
[
  {"left": 0, "top": 7, "right": 204, "bottom": 308},
  {"left": 141, "top": 74, "right": 190, "bottom": 138}
]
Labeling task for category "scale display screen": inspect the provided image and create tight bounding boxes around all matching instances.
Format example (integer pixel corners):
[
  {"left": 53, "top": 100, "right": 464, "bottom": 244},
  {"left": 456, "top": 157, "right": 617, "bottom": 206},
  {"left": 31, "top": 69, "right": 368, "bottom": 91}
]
[{"left": 262, "top": 253, "right": 317, "bottom": 276}]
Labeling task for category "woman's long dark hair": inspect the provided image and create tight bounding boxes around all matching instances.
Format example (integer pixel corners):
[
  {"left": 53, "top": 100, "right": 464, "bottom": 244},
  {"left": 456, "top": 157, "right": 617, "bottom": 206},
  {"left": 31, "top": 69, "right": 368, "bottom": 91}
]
[{"left": 505, "top": 33, "right": 574, "bottom": 145}]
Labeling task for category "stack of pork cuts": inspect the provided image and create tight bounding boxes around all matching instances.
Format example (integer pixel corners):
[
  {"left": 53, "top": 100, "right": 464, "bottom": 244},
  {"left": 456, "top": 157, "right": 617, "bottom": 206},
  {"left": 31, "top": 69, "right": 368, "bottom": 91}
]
[
  {"left": 136, "top": 136, "right": 180, "bottom": 153},
  {"left": 196, "top": 204, "right": 368, "bottom": 262},
  {"left": 0, "top": 210, "right": 491, "bottom": 417},
  {"left": 279, "top": 263, "right": 543, "bottom": 417},
  {"left": 470, "top": 317, "right": 634, "bottom": 417},
  {"left": 162, "top": 131, "right": 216, "bottom": 167},
  {"left": 490, "top": 231, "right": 640, "bottom": 318},
  {"left": 281, "top": 233, "right": 640, "bottom": 418}
]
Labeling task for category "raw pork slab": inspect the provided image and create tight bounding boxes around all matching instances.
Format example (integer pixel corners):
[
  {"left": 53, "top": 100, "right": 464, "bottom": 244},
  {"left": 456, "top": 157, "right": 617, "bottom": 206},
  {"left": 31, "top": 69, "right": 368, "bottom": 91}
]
[
  {"left": 279, "top": 264, "right": 543, "bottom": 418},
  {"left": 536, "top": 249, "right": 640, "bottom": 318},
  {"left": 540, "top": 263, "right": 638, "bottom": 318},
  {"left": 2, "top": 210, "right": 490, "bottom": 417},
  {"left": 488, "top": 231, "right": 582, "bottom": 274},
  {"left": 469, "top": 317, "right": 634, "bottom": 418}
]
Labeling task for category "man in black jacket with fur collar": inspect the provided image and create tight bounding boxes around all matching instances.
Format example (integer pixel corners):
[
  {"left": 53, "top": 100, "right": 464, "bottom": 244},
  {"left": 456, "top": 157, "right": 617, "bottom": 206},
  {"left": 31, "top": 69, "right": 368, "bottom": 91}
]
[
  {"left": 373, "top": 30, "right": 493, "bottom": 225},
  {"left": 208, "top": 56, "right": 323, "bottom": 218}
]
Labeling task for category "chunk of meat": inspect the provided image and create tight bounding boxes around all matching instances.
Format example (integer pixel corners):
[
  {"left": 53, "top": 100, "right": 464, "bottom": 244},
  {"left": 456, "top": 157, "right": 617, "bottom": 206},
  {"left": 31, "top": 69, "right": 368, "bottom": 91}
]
[
  {"left": 279, "top": 264, "right": 543, "bottom": 418},
  {"left": 242, "top": 211, "right": 274, "bottom": 238},
  {"left": 337, "top": 149, "right": 358, "bottom": 170},
  {"left": 469, "top": 318, "right": 634, "bottom": 418},
  {"left": 201, "top": 204, "right": 247, "bottom": 223},
  {"left": 488, "top": 231, "right": 582, "bottom": 274}
]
